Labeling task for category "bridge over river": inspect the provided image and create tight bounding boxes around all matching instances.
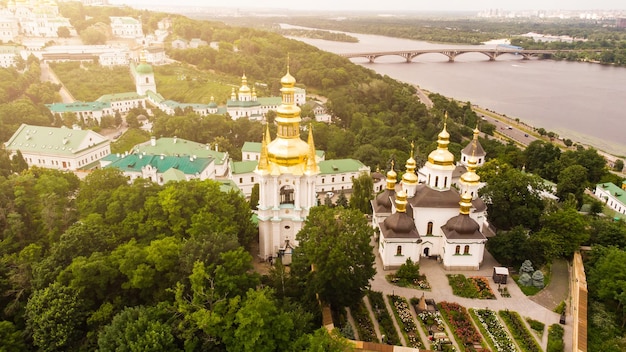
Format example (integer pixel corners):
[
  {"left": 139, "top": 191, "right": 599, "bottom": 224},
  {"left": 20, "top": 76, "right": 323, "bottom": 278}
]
[{"left": 340, "top": 48, "right": 593, "bottom": 63}]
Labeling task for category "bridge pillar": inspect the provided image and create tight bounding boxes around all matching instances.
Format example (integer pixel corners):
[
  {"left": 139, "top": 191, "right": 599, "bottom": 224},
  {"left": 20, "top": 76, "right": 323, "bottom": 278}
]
[{"left": 367, "top": 55, "right": 375, "bottom": 63}]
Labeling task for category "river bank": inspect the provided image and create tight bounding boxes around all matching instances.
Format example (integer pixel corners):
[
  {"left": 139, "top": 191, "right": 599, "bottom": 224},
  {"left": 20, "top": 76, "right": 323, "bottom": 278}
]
[{"left": 412, "top": 84, "right": 625, "bottom": 169}]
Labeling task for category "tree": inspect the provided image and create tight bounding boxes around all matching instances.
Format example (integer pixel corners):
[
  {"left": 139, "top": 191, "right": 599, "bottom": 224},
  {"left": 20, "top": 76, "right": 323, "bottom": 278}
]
[
  {"left": 349, "top": 172, "right": 373, "bottom": 214},
  {"left": 57, "top": 26, "right": 71, "bottom": 38},
  {"left": 588, "top": 247, "right": 626, "bottom": 327},
  {"left": 226, "top": 288, "right": 295, "bottom": 352},
  {"left": 25, "top": 283, "right": 88, "bottom": 352},
  {"left": 98, "top": 305, "right": 181, "bottom": 352},
  {"left": 479, "top": 167, "right": 545, "bottom": 231},
  {"left": 336, "top": 191, "right": 348, "bottom": 208},
  {"left": 249, "top": 183, "right": 259, "bottom": 210},
  {"left": 534, "top": 207, "right": 589, "bottom": 260},
  {"left": 614, "top": 159, "right": 624, "bottom": 172},
  {"left": 557, "top": 164, "right": 588, "bottom": 207},
  {"left": 0, "top": 321, "right": 27, "bottom": 352},
  {"left": 486, "top": 226, "right": 531, "bottom": 266},
  {"left": 80, "top": 26, "right": 106, "bottom": 45},
  {"left": 301, "top": 328, "right": 354, "bottom": 352},
  {"left": 294, "top": 207, "right": 375, "bottom": 308}
]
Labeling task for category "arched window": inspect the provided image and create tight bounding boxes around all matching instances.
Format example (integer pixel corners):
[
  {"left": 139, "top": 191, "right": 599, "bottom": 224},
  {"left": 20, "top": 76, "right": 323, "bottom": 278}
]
[
  {"left": 145, "top": 77, "right": 149, "bottom": 83},
  {"left": 455, "top": 245, "right": 460, "bottom": 255},
  {"left": 280, "top": 185, "right": 294, "bottom": 205},
  {"left": 435, "top": 176, "right": 439, "bottom": 188},
  {"left": 464, "top": 245, "right": 470, "bottom": 255},
  {"left": 427, "top": 221, "right": 433, "bottom": 235},
  {"left": 444, "top": 177, "right": 448, "bottom": 188},
  {"left": 396, "top": 245, "right": 402, "bottom": 256}
]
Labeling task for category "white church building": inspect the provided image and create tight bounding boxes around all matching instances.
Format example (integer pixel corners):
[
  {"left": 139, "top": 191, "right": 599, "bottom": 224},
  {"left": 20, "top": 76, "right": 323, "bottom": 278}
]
[{"left": 373, "top": 122, "right": 488, "bottom": 270}]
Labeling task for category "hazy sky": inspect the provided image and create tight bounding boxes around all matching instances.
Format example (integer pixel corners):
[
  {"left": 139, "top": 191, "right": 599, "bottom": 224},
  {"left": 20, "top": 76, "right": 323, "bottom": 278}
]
[{"left": 110, "top": 0, "right": 626, "bottom": 12}]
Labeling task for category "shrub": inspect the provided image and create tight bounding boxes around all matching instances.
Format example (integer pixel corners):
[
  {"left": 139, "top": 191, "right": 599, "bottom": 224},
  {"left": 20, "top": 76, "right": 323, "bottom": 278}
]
[
  {"left": 518, "top": 272, "right": 532, "bottom": 286},
  {"left": 367, "top": 291, "right": 400, "bottom": 345},
  {"left": 547, "top": 324, "right": 564, "bottom": 352},
  {"left": 554, "top": 301, "right": 566, "bottom": 315},
  {"left": 520, "top": 260, "right": 534, "bottom": 274},
  {"left": 396, "top": 258, "right": 421, "bottom": 282},
  {"left": 350, "top": 299, "right": 377, "bottom": 343},
  {"left": 525, "top": 318, "right": 545, "bottom": 336},
  {"left": 532, "top": 270, "right": 545, "bottom": 288},
  {"left": 499, "top": 310, "right": 541, "bottom": 352}
]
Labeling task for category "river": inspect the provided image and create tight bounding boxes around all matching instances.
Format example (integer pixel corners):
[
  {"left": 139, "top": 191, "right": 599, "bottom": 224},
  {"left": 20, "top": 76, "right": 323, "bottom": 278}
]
[{"left": 287, "top": 27, "right": 626, "bottom": 156}]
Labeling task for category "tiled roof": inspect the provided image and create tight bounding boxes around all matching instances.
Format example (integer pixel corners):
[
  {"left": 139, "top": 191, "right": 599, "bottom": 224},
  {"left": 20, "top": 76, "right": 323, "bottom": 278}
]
[
  {"left": 106, "top": 153, "right": 213, "bottom": 174},
  {"left": 133, "top": 137, "right": 227, "bottom": 165},
  {"left": 318, "top": 159, "right": 368, "bottom": 175},
  {"left": 231, "top": 160, "right": 258, "bottom": 174},
  {"left": 5, "top": 124, "right": 109, "bottom": 156}
]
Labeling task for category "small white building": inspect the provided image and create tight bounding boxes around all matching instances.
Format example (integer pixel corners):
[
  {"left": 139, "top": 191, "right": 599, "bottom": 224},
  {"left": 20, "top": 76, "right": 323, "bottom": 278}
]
[
  {"left": 110, "top": 17, "right": 143, "bottom": 38},
  {"left": 5, "top": 124, "right": 111, "bottom": 171},
  {"left": 595, "top": 182, "right": 626, "bottom": 215}
]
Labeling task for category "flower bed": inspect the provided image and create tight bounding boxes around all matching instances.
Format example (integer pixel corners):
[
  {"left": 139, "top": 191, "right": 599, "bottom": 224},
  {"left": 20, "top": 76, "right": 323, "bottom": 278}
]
[
  {"left": 438, "top": 301, "right": 484, "bottom": 352},
  {"left": 388, "top": 295, "right": 423, "bottom": 349},
  {"left": 367, "top": 291, "right": 401, "bottom": 345},
  {"left": 498, "top": 310, "right": 541, "bottom": 352},
  {"left": 350, "top": 299, "right": 378, "bottom": 343},
  {"left": 447, "top": 274, "right": 496, "bottom": 299},
  {"left": 386, "top": 273, "right": 431, "bottom": 290},
  {"left": 470, "top": 308, "right": 516, "bottom": 352}
]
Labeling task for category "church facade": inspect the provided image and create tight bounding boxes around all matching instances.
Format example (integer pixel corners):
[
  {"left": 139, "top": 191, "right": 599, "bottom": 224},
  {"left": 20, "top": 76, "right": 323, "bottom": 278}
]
[
  {"left": 373, "top": 121, "right": 488, "bottom": 271},
  {"left": 255, "top": 68, "right": 319, "bottom": 263}
]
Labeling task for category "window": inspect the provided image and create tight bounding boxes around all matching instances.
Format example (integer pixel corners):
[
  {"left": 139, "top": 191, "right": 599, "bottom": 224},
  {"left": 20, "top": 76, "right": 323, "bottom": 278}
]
[
  {"left": 427, "top": 222, "right": 433, "bottom": 235},
  {"left": 435, "top": 176, "right": 439, "bottom": 188},
  {"left": 251, "top": 177, "right": 254, "bottom": 183},
  {"left": 479, "top": 158, "right": 482, "bottom": 164},
  {"left": 239, "top": 178, "right": 242, "bottom": 183},
  {"left": 455, "top": 245, "right": 460, "bottom": 255},
  {"left": 444, "top": 177, "right": 448, "bottom": 188},
  {"left": 396, "top": 245, "right": 402, "bottom": 256},
  {"left": 145, "top": 77, "right": 149, "bottom": 83},
  {"left": 464, "top": 245, "right": 470, "bottom": 255}
]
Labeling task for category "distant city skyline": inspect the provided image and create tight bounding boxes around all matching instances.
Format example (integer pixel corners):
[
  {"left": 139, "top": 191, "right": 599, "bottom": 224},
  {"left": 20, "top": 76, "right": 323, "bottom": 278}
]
[{"left": 108, "top": 0, "right": 626, "bottom": 12}]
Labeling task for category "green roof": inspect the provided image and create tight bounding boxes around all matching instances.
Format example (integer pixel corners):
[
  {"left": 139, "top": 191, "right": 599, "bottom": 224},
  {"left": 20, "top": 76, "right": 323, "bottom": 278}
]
[
  {"left": 231, "top": 160, "right": 258, "bottom": 174},
  {"left": 146, "top": 90, "right": 165, "bottom": 103},
  {"left": 106, "top": 154, "right": 213, "bottom": 174},
  {"left": 226, "top": 100, "right": 262, "bottom": 108},
  {"left": 598, "top": 182, "right": 626, "bottom": 205},
  {"left": 133, "top": 137, "right": 227, "bottom": 165},
  {"left": 162, "top": 168, "right": 187, "bottom": 183},
  {"left": 216, "top": 179, "right": 242, "bottom": 194},
  {"left": 242, "top": 141, "right": 324, "bottom": 158},
  {"left": 96, "top": 92, "right": 144, "bottom": 103},
  {"left": 318, "top": 159, "right": 367, "bottom": 175},
  {"left": 47, "top": 101, "right": 110, "bottom": 113},
  {"left": 5, "top": 124, "right": 109, "bottom": 156},
  {"left": 257, "top": 97, "right": 282, "bottom": 106},
  {"left": 135, "top": 63, "right": 153, "bottom": 74}
]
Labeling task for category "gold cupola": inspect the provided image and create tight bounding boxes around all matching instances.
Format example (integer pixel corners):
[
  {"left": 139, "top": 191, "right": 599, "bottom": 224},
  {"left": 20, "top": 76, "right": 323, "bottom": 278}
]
[
  {"left": 395, "top": 190, "right": 408, "bottom": 213},
  {"left": 266, "top": 65, "right": 309, "bottom": 169},
  {"left": 402, "top": 142, "right": 418, "bottom": 184},
  {"left": 459, "top": 191, "right": 473, "bottom": 215},
  {"left": 461, "top": 150, "right": 480, "bottom": 185},
  {"left": 386, "top": 160, "right": 397, "bottom": 190},
  {"left": 239, "top": 73, "right": 251, "bottom": 94},
  {"left": 427, "top": 115, "right": 455, "bottom": 167}
]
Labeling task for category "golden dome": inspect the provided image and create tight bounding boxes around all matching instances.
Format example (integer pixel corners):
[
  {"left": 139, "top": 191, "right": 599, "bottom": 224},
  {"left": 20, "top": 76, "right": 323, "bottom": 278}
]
[
  {"left": 402, "top": 158, "right": 418, "bottom": 184},
  {"left": 239, "top": 74, "right": 251, "bottom": 94},
  {"left": 461, "top": 156, "right": 480, "bottom": 184},
  {"left": 266, "top": 66, "right": 308, "bottom": 168},
  {"left": 386, "top": 162, "right": 397, "bottom": 190},
  {"left": 281, "top": 71, "right": 296, "bottom": 88},
  {"left": 459, "top": 192, "right": 473, "bottom": 215},
  {"left": 427, "top": 122, "right": 455, "bottom": 166},
  {"left": 395, "top": 190, "right": 408, "bottom": 213}
]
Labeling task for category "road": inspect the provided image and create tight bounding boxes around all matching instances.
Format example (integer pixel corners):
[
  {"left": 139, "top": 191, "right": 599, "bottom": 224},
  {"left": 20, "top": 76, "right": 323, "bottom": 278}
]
[
  {"left": 474, "top": 108, "right": 538, "bottom": 147},
  {"left": 40, "top": 62, "right": 76, "bottom": 103}
]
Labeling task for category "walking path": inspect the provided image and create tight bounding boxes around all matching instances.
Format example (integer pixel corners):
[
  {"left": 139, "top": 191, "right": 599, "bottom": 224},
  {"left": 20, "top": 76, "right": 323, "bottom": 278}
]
[
  {"left": 531, "top": 258, "right": 569, "bottom": 310},
  {"left": 370, "top": 249, "right": 573, "bottom": 351}
]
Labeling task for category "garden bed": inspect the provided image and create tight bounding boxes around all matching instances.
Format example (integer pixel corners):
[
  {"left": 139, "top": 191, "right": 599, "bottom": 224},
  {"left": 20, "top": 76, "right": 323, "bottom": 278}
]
[
  {"left": 350, "top": 299, "right": 378, "bottom": 343},
  {"left": 447, "top": 274, "right": 496, "bottom": 299},
  {"left": 547, "top": 324, "right": 564, "bottom": 352},
  {"left": 438, "top": 301, "right": 485, "bottom": 352},
  {"left": 498, "top": 310, "right": 541, "bottom": 352},
  {"left": 388, "top": 295, "right": 423, "bottom": 349},
  {"left": 386, "top": 273, "right": 431, "bottom": 290},
  {"left": 367, "top": 291, "right": 401, "bottom": 345},
  {"left": 470, "top": 308, "right": 516, "bottom": 352}
]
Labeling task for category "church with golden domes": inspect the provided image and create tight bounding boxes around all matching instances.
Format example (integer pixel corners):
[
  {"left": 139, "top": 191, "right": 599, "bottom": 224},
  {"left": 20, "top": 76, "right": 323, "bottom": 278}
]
[
  {"left": 373, "top": 119, "right": 488, "bottom": 270},
  {"left": 255, "top": 67, "right": 320, "bottom": 263}
]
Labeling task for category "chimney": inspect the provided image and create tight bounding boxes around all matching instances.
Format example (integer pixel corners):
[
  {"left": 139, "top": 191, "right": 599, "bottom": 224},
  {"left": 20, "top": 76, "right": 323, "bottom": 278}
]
[
  {"left": 150, "top": 136, "right": 156, "bottom": 146},
  {"left": 173, "top": 136, "right": 177, "bottom": 144}
]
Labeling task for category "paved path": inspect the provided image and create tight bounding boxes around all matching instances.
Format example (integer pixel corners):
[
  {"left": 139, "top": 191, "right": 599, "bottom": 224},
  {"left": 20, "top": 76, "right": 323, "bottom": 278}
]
[
  {"left": 370, "top": 249, "right": 572, "bottom": 352},
  {"left": 531, "top": 258, "right": 569, "bottom": 311}
]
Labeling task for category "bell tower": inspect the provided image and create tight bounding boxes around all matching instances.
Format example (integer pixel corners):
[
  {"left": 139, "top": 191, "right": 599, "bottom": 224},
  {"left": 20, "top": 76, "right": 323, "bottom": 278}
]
[{"left": 255, "top": 65, "right": 319, "bottom": 261}]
